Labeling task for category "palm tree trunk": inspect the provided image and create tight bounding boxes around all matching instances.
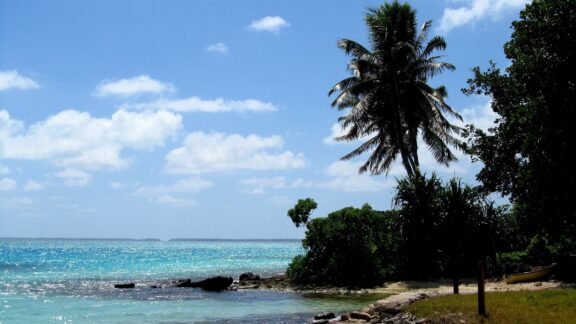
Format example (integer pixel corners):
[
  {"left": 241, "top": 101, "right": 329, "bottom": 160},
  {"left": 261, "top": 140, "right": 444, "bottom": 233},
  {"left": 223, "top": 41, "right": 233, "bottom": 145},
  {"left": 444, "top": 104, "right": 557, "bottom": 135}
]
[
  {"left": 395, "top": 124, "right": 415, "bottom": 177},
  {"left": 409, "top": 131, "right": 420, "bottom": 170},
  {"left": 391, "top": 79, "right": 416, "bottom": 177}
]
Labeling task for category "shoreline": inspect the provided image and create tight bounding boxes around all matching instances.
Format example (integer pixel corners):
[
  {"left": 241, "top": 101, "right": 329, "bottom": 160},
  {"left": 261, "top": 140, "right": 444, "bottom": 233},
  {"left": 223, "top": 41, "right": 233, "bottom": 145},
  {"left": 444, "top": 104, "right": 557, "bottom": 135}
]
[
  {"left": 233, "top": 274, "right": 566, "bottom": 294},
  {"left": 234, "top": 275, "right": 572, "bottom": 323}
]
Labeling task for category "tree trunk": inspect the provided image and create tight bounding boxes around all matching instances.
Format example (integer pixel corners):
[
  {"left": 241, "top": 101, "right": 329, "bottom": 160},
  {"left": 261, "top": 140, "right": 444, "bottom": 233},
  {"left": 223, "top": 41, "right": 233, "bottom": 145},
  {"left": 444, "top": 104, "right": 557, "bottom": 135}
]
[
  {"left": 452, "top": 260, "right": 459, "bottom": 294},
  {"left": 478, "top": 261, "right": 486, "bottom": 316},
  {"left": 453, "top": 276, "right": 459, "bottom": 294}
]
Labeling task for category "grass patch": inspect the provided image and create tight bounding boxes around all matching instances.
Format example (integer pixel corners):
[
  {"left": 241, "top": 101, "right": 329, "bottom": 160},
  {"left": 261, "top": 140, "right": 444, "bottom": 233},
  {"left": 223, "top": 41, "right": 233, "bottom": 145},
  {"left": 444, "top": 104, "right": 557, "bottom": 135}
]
[{"left": 406, "top": 288, "right": 576, "bottom": 323}]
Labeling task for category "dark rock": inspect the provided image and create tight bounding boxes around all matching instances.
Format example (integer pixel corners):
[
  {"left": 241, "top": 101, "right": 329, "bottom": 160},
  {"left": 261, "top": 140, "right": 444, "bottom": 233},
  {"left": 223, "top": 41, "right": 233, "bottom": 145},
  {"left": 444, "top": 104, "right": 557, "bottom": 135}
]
[
  {"left": 350, "top": 311, "right": 372, "bottom": 321},
  {"left": 175, "top": 276, "right": 233, "bottom": 291},
  {"left": 175, "top": 279, "right": 193, "bottom": 287},
  {"left": 314, "top": 312, "right": 335, "bottom": 320},
  {"left": 195, "top": 276, "right": 233, "bottom": 291},
  {"left": 239, "top": 272, "right": 261, "bottom": 281},
  {"left": 371, "top": 303, "right": 403, "bottom": 315},
  {"left": 340, "top": 313, "right": 350, "bottom": 321},
  {"left": 149, "top": 285, "right": 160, "bottom": 289},
  {"left": 114, "top": 283, "right": 135, "bottom": 289}
]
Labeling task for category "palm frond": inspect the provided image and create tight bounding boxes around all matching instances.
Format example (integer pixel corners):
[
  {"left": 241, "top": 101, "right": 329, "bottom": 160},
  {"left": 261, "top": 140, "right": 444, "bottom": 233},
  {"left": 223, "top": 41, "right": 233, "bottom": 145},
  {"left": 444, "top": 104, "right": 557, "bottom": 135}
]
[
  {"left": 337, "top": 39, "right": 371, "bottom": 57},
  {"left": 422, "top": 35, "right": 447, "bottom": 57}
]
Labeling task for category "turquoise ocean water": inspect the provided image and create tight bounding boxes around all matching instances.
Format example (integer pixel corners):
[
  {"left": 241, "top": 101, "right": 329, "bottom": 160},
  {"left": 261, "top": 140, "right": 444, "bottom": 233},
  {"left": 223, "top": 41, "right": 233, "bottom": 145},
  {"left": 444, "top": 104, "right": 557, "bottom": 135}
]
[{"left": 0, "top": 239, "right": 380, "bottom": 323}]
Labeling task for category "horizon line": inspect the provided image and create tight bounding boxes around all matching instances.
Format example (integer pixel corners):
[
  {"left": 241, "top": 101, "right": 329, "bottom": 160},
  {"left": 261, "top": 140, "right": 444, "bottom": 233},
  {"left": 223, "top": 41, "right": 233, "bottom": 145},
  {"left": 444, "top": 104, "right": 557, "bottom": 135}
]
[{"left": 0, "top": 236, "right": 301, "bottom": 242}]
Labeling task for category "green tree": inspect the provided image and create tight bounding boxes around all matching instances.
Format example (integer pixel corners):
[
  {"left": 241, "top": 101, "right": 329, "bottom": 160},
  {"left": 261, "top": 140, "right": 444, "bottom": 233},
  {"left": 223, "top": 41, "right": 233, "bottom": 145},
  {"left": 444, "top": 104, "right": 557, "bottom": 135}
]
[
  {"left": 329, "top": 1, "right": 462, "bottom": 177},
  {"left": 286, "top": 204, "right": 400, "bottom": 287},
  {"left": 287, "top": 198, "right": 317, "bottom": 227},
  {"left": 463, "top": 0, "right": 576, "bottom": 242},
  {"left": 393, "top": 172, "right": 444, "bottom": 278},
  {"left": 440, "top": 178, "right": 488, "bottom": 294}
]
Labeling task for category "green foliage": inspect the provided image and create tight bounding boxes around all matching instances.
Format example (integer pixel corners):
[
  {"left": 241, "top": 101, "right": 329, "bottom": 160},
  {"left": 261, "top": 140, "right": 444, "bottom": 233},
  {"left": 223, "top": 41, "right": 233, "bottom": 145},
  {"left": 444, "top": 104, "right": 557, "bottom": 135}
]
[
  {"left": 328, "top": 1, "right": 462, "bottom": 177},
  {"left": 496, "top": 251, "right": 530, "bottom": 274},
  {"left": 393, "top": 173, "right": 498, "bottom": 279},
  {"left": 287, "top": 204, "right": 400, "bottom": 287},
  {"left": 439, "top": 178, "right": 494, "bottom": 277},
  {"left": 285, "top": 255, "right": 313, "bottom": 284},
  {"left": 393, "top": 172, "right": 444, "bottom": 278},
  {"left": 525, "top": 235, "right": 553, "bottom": 266},
  {"left": 463, "top": 0, "right": 576, "bottom": 243},
  {"left": 287, "top": 198, "right": 317, "bottom": 228},
  {"left": 552, "top": 236, "right": 576, "bottom": 281},
  {"left": 288, "top": 175, "right": 502, "bottom": 286}
]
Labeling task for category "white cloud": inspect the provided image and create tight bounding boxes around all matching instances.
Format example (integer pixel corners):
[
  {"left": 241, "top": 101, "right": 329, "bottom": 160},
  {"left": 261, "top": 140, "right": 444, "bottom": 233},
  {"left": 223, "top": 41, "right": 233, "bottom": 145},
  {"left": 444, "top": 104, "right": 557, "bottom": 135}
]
[
  {"left": 323, "top": 123, "right": 347, "bottom": 145},
  {"left": 320, "top": 161, "right": 393, "bottom": 192},
  {"left": 460, "top": 99, "right": 499, "bottom": 132},
  {"left": 153, "top": 195, "right": 197, "bottom": 207},
  {"left": 53, "top": 169, "right": 92, "bottom": 187},
  {"left": 23, "top": 180, "right": 44, "bottom": 191},
  {"left": 0, "top": 70, "right": 39, "bottom": 91},
  {"left": 438, "top": 0, "right": 530, "bottom": 33},
  {"left": 241, "top": 176, "right": 288, "bottom": 194},
  {"left": 318, "top": 176, "right": 392, "bottom": 192},
  {"left": 418, "top": 144, "right": 471, "bottom": 175},
  {"left": 206, "top": 42, "right": 229, "bottom": 54},
  {"left": 0, "top": 109, "right": 182, "bottom": 171},
  {"left": 122, "top": 96, "right": 277, "bottom": 113},
  {"left": 326, "top": 160, "right": 363, "bottom": 177},
  {"left": 323, "top": 123, "right": 374, "bottom": 145},
  {"left": 0, "top": 110, "right": 24, "bottom": 137},
  {"left": 248, "top": 16, "right": 289, "bottom": 33},
  {"left": 95, "top": 75, "right": 175, "bottom": 97},
  {"left": 165, "top": 132, "right": 306, "bottom": 174},
  {"left": 134, "top": 177, "right": 212, "bottom": 197},
  {"left": 241, "top": 176, "right": 316, "bottom": 194},
  {"left": 134, "top": 177, "right": 211, "bottom": 207},
  {"left": 0, "top": 177, "right": 17, "bottom": 191},
  {"left": 239, "top": 162, "right": 393, "bottom": 194}
]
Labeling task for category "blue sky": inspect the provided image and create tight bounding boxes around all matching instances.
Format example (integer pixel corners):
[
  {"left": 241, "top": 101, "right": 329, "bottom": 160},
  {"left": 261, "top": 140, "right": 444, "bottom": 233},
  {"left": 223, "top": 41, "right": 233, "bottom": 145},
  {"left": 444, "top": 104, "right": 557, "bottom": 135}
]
[{"left": 0, "top": 0, "right": 528, "bottom": 239}]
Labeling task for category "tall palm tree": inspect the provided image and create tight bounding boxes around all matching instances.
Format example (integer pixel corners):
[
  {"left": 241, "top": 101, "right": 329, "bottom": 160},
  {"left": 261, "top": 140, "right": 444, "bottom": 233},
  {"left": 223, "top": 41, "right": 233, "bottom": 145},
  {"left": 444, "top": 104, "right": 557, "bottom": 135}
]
[
  {"left": 329, "top": 1, "right": 462, "bottom": 177},
  {"left": 393, "top": 172, "right": 444, "bottom": 278},
  {"left": 440, "top": 178, "right": 482, "bottom": 294}
]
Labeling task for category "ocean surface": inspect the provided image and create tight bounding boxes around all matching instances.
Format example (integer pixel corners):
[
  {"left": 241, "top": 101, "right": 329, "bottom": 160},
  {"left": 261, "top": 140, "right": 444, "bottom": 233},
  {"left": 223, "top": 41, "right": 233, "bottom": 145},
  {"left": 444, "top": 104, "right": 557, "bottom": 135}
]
[{"left": 0, "top": 239, "right": 384, "bottom": 323}]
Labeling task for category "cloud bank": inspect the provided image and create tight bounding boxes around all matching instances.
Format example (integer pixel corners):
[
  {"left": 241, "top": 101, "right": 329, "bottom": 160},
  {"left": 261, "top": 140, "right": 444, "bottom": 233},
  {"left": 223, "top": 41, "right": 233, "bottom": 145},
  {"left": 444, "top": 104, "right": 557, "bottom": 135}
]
[
  {"left": 438, "top": 0, "right": 530, "bottom": 33},
  {"left": 0, "top": 109, "right": 182, "bottom": 171},
  {"left": 95, "top": 75, "right": 175, "bottom": 97},
  {"left": 165, "top": 132, "right": 306, "bottom": 174},
  {"left": 0, "top": 70, "right": 39, "bottom": 91},
  {"left": 122, "top": 96, "right": 276, "bottom": 113},
  {"left": 248, "top": 16, "right": 289, "bottom": 33}
]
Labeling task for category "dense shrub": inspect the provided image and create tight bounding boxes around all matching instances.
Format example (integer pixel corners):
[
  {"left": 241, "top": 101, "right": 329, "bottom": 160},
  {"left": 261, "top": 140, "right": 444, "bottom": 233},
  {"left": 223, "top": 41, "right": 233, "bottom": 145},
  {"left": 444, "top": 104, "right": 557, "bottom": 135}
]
[
  {"left": 492, "top": 235, "right": 574, "bottom": 277},
  {"left": 287, "top": 204, "right": 400, "bottom": 287},
  {"left": 496, "top": 251, "right": 531, "bottom": 274}
]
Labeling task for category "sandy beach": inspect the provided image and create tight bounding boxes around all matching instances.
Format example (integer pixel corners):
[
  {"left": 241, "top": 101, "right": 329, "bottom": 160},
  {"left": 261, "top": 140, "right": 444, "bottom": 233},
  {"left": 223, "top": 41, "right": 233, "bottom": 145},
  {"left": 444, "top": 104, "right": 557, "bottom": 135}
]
[{"left": 235, "top": 276, "right": 572, "bottom": 323}]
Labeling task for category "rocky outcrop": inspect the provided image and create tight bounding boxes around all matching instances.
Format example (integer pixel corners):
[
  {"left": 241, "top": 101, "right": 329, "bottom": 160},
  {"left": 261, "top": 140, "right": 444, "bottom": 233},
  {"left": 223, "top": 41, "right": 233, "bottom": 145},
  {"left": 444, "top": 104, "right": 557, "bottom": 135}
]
[
  {"left": 314, "top": 312, "right": 336, "bottom": 320},
  {"left": 239, "top": 272, "right": 261, "bottom": 281},
  {"left": 114, "top": 283, "right": 135, "bottom": 289},
  {"left": 174, "top": 276, "right": 233, "bottom": 291},
  {"left": 196, "top": 276, "right": 234, "bottom": 291},
  {"left": 349, "top": 311, "right": 372, "bottom": 321}
]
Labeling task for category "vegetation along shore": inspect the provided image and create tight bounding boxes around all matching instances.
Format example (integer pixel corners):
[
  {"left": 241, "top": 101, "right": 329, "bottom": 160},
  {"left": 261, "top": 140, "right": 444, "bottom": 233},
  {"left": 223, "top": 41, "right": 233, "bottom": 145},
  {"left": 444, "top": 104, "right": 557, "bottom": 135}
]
[{"left": 282, "top": 0, "right": 575, "bottom": 322}]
